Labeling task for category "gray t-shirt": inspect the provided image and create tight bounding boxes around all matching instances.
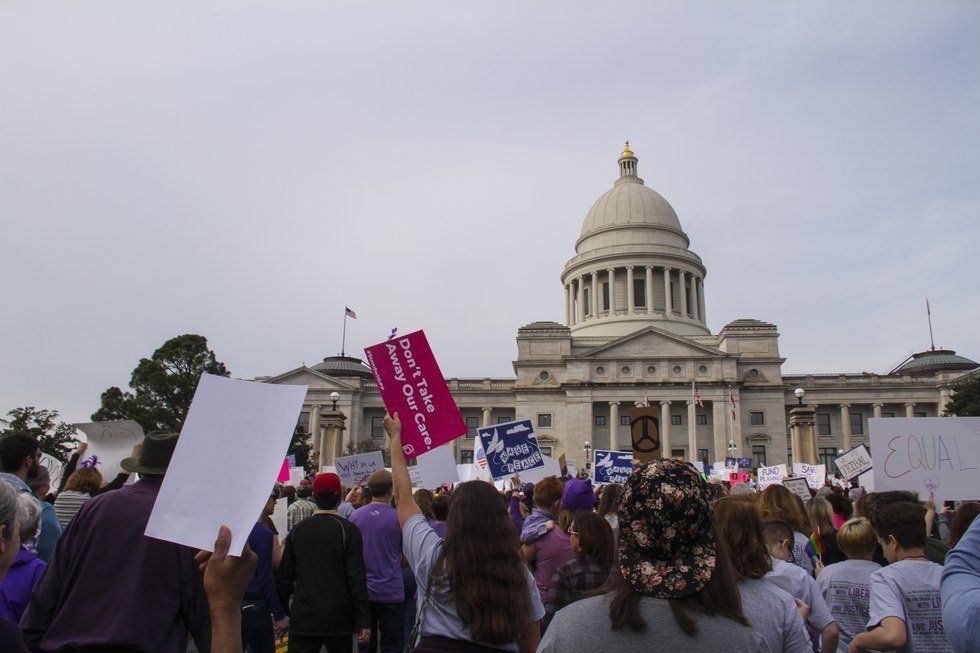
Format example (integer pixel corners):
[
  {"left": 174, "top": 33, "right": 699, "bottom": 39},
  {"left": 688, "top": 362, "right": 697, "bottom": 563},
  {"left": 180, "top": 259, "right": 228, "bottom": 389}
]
[
  {"left": 539, "top": 592, "right": 769, "bottom": 653},
  {"left": 867, "top": 559, "right": 949, "bottom": 653},
  {"left": 815, "top": 559, "right": 881, "bottom": 653},
  {"left": 766, "top": 558, "right": 836, "bottom": 652},
  {"left": 403, "top": 513, "right": 544, "bottom": 652},
  {"left": 738, "top": 578, "right": 811, "bottom": 653},
  {"left": 793, "top": 531, "right": 816, "bottom": 576}
]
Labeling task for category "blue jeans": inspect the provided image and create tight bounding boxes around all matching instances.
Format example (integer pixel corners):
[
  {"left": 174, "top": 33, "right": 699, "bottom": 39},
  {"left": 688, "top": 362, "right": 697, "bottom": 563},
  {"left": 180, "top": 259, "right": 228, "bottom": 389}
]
[
  {"left": 359, "top": 600, "right": 405, "bottom": 653},
  {"left": 241, "top": 597, "right": 275, "bottom": 653}
]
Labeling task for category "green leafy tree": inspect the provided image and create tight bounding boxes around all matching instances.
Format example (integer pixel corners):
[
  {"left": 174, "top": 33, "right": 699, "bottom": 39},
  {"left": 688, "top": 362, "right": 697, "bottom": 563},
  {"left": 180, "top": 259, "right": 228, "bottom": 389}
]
[
  {"left": 92, "top": 334, "right": 230, "bottom": 432},
  {"left": 946, "top": 375, "right": 980, "bottom": 417},
  {"left": 0, "top": 406, "right": 79, "bottom": 462},
  {"left": 287, "top": 423, "right": 313, "bottom": 471}
]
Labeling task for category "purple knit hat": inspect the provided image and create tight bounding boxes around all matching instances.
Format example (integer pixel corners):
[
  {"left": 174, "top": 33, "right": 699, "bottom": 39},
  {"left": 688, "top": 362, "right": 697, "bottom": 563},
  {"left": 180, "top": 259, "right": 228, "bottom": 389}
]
[{"left": 561, "top": 477, "right": 596, "bottom": 512}]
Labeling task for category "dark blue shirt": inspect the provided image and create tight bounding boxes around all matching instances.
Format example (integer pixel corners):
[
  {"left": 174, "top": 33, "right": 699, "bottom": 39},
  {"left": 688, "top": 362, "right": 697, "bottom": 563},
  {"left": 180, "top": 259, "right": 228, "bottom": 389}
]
[{"left": 247, "top": 522, "right": 286, "bottom": 620}]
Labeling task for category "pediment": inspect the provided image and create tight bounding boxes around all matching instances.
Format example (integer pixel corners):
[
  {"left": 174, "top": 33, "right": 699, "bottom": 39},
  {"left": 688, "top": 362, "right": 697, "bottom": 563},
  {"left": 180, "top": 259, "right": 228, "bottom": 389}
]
[
  {"left": 261, "top": 366, "right": 359, "bottom": 390},
  {"left": 577, "top": 326, "right": 725, "bottom": 360}
]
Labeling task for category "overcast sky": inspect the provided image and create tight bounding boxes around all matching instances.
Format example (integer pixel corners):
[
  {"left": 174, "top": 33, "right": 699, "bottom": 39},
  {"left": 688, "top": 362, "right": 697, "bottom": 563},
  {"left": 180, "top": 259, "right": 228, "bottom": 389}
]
[{"left": 2, "top": 1, "right": 979, "bottom": 424}]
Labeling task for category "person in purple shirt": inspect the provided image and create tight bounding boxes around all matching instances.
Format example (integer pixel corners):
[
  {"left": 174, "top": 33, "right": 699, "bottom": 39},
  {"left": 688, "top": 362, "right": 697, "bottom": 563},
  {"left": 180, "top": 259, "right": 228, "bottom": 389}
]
[
  {"left": 349, "top": 470, "right": 404, "bottom": 653},
  {"left": 20, "top": 431, "right": 212, "bottom": 653},
  {"left": 0, "top": 493, "right": 46, "bottom": 624},
  {"left": 243, "top": 491, "right": 289, "bottom": 653}
]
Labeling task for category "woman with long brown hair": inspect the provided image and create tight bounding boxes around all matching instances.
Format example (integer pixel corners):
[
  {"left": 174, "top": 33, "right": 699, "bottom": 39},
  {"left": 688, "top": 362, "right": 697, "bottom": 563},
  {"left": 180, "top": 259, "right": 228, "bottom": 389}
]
[
  {"left": 805, "top": 496, "right": 844, "bottom": 565},
  {"left": 386, "top": 414, "right": 542, "bottom": 652},
  {"left": 713, "top": 496, "right": 811, "bottom": 653},
  {"left": 538, "top": 460, "right": 765, "bottom": 653},
  {"left": 543, "top": 511, "right": 615, "bottom": 628},
  {"left": 758, "top": 484, "right": 816, "bottom": 575}
]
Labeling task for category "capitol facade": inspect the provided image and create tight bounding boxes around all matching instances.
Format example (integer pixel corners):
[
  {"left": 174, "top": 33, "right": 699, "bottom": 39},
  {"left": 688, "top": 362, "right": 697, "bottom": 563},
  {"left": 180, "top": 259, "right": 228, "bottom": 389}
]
[{"left": 258, "top": 144, "right": 979, "bottom": 471}]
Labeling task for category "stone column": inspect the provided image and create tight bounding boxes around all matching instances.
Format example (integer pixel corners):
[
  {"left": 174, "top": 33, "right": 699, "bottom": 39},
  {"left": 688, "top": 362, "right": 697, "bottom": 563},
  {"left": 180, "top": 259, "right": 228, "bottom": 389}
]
[
  {"left": 712, "top": 400, "right": 726, "bottom": 462},
  {"left": 565, "top": 284, "right": 571, "bottom": 325},
  {"left": 607, "top": 269, "right": 616, "bottom": 314},
  {"left": 697, "top": 278, "right": 706, "bottom": 323},
  {"left": 660, "top": 401, "right": 671, "bottom": 456},
  {"left": 687, "top": 400, "right": 697, "bottom": 460},
  {"left": 939, "top": 388, "right": 952, "bottom": 416},
  {"left": 873, "top": 403, "right": 883, "bottom": 418},
  {"left": 319, "top": 408, "right": 347, "bottom": 468},
  {"left": 789, "top": 405, "right": 817, "bottom": 465},
  {"left": 663, "top": 267, "right": 672, "bottom": 314},
  {"left": 626, "top": 266, "right": 635, "bottom": 314},
  {"left": 645, "top": 266, "right": 654, "bottom": 314},
  {"left": 482, "top": 407, "right": 492, "bottom": 427},
  {"left": 840, "top": 404, "right": 852, "bottom": 452},
  {"left": 679, "top": 271, "right": 688, "bottom": 316},
  {"left": 691, "top": 276, "right": 700, "bottom": 321},
  {"left": 609, "top": 402, "right": 620, "bottom": 449},
  {"left": 905, "top": 402, "right": 915, "bottom": 418},
  {"left": 575, "top": 277, "right": 584, "bottom": 323},
  {"left": 591, "top": 272, "right": 599, "bottom": 318}
]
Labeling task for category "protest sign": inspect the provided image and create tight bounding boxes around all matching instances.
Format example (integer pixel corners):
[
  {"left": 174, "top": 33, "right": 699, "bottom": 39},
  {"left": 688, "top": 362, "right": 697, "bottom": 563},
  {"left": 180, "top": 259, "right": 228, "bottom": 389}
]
[
  {"left": 413, "top": 444, "right": 459, "bottom": 488},
  {"left": 566, "top": 463, "right": 578, "bottom": 478},
  {"left": 522, "top": 454, "right": 561, "bottom": 484},
  {"left": 857, "top": 468, "right": 875, "bottom": 491},
  {"left": 476, "top": 419, "right": 545, "bottom": 480},
  {"left": 409, "top": 466, "right": 423, "bottom": 487},
  {"left": 628, "top": 407, "right": 660, "bottom": 464},
  {"left": 758, "top": 464, "right": 787, "bottom": 489},
  {"left": 725, "top": 457, "right": 753, "bottom": 470},
  {"left": 321, "top": 465, "right": 337, "bottom": 475},
  {"left": 74, "top": 420, "right": 145, "bottom": 481},
  {"left": 593, "top": 450, "right": 634, "bottom": 484},
  {"left": 783, "top": 477, "right": 812, "bottom": 502},
  {"left": 287, "top": 467, "right": 305, "bottom": 487},
  {"left": 145, "top": 374, "right": 307, "bottom": 555},
  {"left": 286, "top": 454, "right": 296, "bottom": 468},
  {"left": 711, "top": 462, "right": 728, "bottom": 479},
  {"left": 689, "top": 460, "right": 705, "bottom": 474},
  {"left": 271, "top": 497, "right": 288, "bottom": 536},
  {"left": 276, "top": 458, "right": 290, "bottom": 483},
  {"left": 38, "top": 453, "right": 66, "bottom": 488},
  {"left": 869, "top": 417, "right": 980, "bottom": 500},
  {"left": 729, "top": 472, "right": 750, "bottom": 484},
  {"left": 833, "top": 444, "right": 873, "bottom": 481},
  {"left": 334, "top": 451, "right": 386, "bottom": 487},
  {"left": 364, "top": 330, "right": 466, "bottom": 460},
  {"left": 793, "top": 463, "right": 826, "bottom": 490}
]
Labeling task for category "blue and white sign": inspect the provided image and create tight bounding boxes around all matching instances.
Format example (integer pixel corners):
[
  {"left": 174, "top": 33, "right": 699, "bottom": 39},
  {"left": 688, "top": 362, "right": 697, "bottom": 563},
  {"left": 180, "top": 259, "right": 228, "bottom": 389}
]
[
  {"left": 476, "top": 419, "right": 545, "bottom": 480},
  {"left": 726, "top": 456, "right": 753, "bottom": 470},
  {"left": 593, "top": 450, "right": 634, "bottom": 485}
]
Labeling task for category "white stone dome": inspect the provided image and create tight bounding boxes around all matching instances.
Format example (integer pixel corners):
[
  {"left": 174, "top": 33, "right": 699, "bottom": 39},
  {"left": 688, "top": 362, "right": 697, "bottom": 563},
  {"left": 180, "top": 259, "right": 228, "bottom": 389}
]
[{"left": 580, "top": 179, "right": 683, "bottom": 238}]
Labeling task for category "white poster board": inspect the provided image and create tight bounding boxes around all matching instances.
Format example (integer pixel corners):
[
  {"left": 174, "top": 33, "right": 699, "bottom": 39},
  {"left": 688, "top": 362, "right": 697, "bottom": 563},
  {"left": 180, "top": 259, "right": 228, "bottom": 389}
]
[
  {"left": 521, "top": 454, "right": 562, "bottom": 484},
  {"left": 271, "top": 497, "right": 288, "bottom": 536},
  {"left": 286, "top": 467, "right": 305, "bottom": 487},
  {"left": 334, "top": 451, "right": 386, "bottom": 487},
  {"left": 834, "top": 444, "right": 873, "bottom": 480},
  {"left": 145, "top": 374, "right": 307, "bottom": 555},
  {"left": 758, "top": 464, "right": 787, "bottom": 489},
  {"left": 793, "top": 463, "right": 827, "bottom": 490},
  {"left": 857, "top": 468, "right": 875, "bottom": 492},
  {"left": 38, "top": 453, "right": 66, "bottom": 488},
  {"left": 869, "top": 417, "right": 980, "bottom": 501},
  {"left": 783, "top": 477, "right": 812, "bottom": 502},
  {"left": 73, "top": 420, "right": 145, "bottom": 481},
  {"left": 711, "top": 462, "right": 728, "bottom": 479},
  {"left": 413, "top": 444, "right": 459, "bottom": 488}
]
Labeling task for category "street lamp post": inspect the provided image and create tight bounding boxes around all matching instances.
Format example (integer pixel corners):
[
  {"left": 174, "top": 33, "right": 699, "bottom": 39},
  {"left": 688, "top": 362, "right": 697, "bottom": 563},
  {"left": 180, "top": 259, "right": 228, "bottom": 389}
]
[
  {"left": 583, "top": 441, "right": 592, "bottom": 472},
  {"left": 330, "top": 391, "right": 340, "bottom": 411},
  {"left": 794, "top": 387, "right": 806, "bottom": 406}
]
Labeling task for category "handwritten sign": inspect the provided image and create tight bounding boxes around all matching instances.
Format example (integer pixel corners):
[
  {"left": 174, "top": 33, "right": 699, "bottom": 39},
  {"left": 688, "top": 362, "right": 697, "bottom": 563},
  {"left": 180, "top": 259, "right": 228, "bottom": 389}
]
[
  {"left": 38, "top": 453, "right": 66, "bottom": 488},
  {"left": 476, "top": 420, "right": 545, "bottom": 480},
  {"left": 783, "top": 477, "right": 813, "bottom": 502},
  {"left": 286, "top": 467, "right": 305, "bottom": 487},
  {"left": 725, "top": 457, "right": 753, "bottom": 470},
  {"left": 793, "top": 463, "right": 826, "bottom": 490},
  {"left": 592, "top": 450, "right": 635, "bottom": 485},
  {"left": 834, "top": 444, "right": 873, "bottom": 481},
  {"left": 364, "top": 330, "right": 466, "bottom": 460},
  {"left": 869, "top": 417, "right": 980, "bottom": 500},
  {"left": 74, "top": 420, "right": 145, "bottom": 481},
  {"left": 758, "top": 464, "right": 787, "bottom": 489},
  {"left": 334, "top": 451, "right": 386, "bottom": 487}
]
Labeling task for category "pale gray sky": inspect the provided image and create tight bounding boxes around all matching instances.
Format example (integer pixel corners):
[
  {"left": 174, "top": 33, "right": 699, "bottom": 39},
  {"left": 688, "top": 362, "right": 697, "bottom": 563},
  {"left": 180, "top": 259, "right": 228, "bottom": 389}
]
[{"left": 2, "top": 1, "right": 979, "bottom": 423}]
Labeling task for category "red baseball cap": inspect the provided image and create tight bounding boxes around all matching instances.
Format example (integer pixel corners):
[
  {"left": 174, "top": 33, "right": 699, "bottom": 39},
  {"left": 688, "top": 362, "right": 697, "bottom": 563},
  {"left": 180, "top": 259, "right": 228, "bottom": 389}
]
[{"left": 313, "top": 473, "right": 342, "bottom": 498}]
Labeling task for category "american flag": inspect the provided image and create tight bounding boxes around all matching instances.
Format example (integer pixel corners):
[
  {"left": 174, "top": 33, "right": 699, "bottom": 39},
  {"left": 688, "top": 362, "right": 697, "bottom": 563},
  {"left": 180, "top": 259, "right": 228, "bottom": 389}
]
[
  {"left": 475, "top": 446, "right": 488, "bottom": 470},
  {"left": 730, "top": 386, "right": 737, "bottom": 422},
  {"left": 691, "top": 381, "right": 703, "bottom": 408},
  {"left": 345, "top": 307, "right": 357, "bottom": 319}
]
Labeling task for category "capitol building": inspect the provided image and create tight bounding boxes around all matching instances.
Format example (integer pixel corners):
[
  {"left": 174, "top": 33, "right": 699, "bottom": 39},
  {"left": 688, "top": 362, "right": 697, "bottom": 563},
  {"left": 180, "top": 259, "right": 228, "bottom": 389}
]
[{"left": 258, "top": 144, "right": 979, "bottom": 471}]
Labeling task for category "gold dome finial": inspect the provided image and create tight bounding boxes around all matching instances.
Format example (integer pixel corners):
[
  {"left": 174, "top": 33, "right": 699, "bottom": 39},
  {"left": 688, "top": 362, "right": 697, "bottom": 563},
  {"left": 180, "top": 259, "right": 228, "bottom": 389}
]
[{"left": 620, "top": 140, "right": 634, "bottom": 158}]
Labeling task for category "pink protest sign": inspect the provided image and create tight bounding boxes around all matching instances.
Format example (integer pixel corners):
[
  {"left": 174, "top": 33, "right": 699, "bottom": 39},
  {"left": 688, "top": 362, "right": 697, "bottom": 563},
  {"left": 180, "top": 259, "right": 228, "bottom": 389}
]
[
  {"left": 364, "top": 330, "right": 466, "bottom": 461},
  {"left": 729, "top": 471, "right": 750, "bottom": 485},
  {"left": 276, "top": 457, "right": 290, "bottom": 483}
]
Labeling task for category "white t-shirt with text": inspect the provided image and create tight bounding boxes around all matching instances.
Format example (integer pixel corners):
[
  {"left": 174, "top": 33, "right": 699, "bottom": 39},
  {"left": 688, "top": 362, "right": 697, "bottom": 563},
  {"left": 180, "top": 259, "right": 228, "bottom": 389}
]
[
  {"left": 867, "top": 559, "right": 950, "bottom": 653},
  {"left": 815, "top": 558, "right": 881, "bottom": 653}
]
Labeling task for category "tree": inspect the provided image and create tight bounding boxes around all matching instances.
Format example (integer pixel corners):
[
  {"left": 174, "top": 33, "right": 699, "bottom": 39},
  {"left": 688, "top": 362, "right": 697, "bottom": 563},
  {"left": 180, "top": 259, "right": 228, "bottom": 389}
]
[
  {"left": 287, "top": 423, "right": 313, "bottom": 471},
  {"left": 92, "top": 334, "right": 230, "bottom": 433},
  {"left": 0, "top": 407, "right": 79, "bottom": 462},
  {"left": 946, "top": 375, "right": 980, "bottom": 417}
]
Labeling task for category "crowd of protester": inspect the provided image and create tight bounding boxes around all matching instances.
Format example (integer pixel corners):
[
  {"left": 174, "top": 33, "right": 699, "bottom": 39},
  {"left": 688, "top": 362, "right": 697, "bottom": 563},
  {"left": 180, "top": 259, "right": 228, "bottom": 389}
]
[{"left": 1, "top": 417, "right": 979, "bottom": 653}]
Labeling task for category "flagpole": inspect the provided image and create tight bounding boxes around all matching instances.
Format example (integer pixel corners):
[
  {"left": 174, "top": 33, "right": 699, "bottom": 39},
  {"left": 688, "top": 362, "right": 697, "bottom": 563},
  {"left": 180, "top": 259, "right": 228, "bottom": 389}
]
[
  {"left": 341, "top": 312, "right": 347, "bottom": 356},
  {"left": 926, "top": 298, "right": 936, "bottom": 351}
]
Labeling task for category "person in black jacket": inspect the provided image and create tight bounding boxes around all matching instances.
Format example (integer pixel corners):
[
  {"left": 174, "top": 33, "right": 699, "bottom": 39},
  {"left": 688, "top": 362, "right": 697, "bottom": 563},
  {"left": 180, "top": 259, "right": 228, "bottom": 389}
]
[{"left": 278, "top": 472, "right": 371, "bottom": 653}]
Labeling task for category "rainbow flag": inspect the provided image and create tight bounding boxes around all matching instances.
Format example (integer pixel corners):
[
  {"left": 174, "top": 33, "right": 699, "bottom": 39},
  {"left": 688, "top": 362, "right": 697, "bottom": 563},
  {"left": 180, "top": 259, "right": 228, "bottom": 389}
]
[{"left": 807, "top": 526, "right": 824, "bottom": 558}]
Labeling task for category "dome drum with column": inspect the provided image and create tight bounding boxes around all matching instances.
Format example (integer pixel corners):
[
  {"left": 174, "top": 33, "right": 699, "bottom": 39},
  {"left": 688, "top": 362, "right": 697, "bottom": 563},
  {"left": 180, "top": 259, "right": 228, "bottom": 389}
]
[{"left": 562, "top": 143, "right": 709, "bottom": 337}]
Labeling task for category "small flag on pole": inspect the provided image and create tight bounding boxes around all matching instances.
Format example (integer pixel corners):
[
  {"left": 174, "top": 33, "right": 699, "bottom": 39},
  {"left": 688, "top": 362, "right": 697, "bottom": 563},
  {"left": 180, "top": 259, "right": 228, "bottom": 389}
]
[
  {"left": 692, "top": 381, "right": 703, "bottom": 408},
  {"left": 729, "top": 386, "right": 737, "bottom": 422},
  {"left": 345, "top": 307, "right": 357, "bottom": 319},
  {"left": 475, "top": 446, "right": 488, "bottom": 470},
  {"left": 643, "top": 388, "right": 650, "bottom": 407},
  {"left": 807, "top": 526, "right": 824, "bottom": 559}
]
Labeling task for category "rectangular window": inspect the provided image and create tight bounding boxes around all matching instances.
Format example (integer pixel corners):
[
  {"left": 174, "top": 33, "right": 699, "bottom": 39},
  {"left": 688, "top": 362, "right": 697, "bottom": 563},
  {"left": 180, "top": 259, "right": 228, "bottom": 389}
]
[
  {"left": 584, "top": 288, "right": 591, "bottom": 316},
  {"left": 538, "top": 413, "right": 553, "bottom": 428},
  {"left": 750, "top": 411, "right": 765, "bottom": 426},
  {"left": 696, "top": 414, "right": 707, "bottom": 425},
  {"left": 465, "top": 416, "right": 479, "bottom": 438},
  {"left": 633, "top": 278, "right": 646, "bottom": 308},
  {"left": 620, "top": 415, "right": 630, "bottom": 426},
  {"left": 671, "top": 448, "right": 686, "bottom": 460},
  {"left": 697, "top": 448, "right": 709, "bottom": 467},
  {"left": 371, "top": 416, "right": 385, "bottom": 437},
  {"left": 460, "top": 450, "right": 473, "bottom": 464},
  {"left": 540, "top": 446, "right": 553, "bottom": 457},
  {"left": 914, "top": 411, "right": 926, "bottom": 418},
  {"left": 819, "top": 447, "right": 837, "bottom": 470},
  {"left": 882, "top": 412, "right": 895, "bottom": 418},
  {"left": 752, "top": 445, "right": 767, "bottom": 468},
  {"left": 850, "top": 413, "right": 864, "bottom": 435},
  {"left": 496, "top": 416, "right": 512, "bottom": 424},
  {"left": 671, "top": 415, "right": 682, "bottom": 426},
  {"left": 817, "top": 413, "right": 831, "bottom": 436},
  {"left": 594, "top": 415, "right": 607, "bottom": 426},
  {"left": 602, "top": 282, "right": 610, "bottom": 311},
  {"left": 299, "top": 411, "right": 310, "bottom": 427}
]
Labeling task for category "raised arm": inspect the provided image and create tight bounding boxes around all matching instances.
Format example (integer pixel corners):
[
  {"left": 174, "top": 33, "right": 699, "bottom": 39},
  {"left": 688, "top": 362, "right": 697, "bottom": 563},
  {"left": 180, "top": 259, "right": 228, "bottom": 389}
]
[{"left": 384, "top": 413, "right": 422, "bottom": 528}]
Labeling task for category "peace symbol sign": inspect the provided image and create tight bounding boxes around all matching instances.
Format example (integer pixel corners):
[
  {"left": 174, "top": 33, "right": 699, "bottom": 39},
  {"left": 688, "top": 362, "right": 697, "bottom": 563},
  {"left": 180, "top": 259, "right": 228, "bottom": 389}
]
[{"left": 631, "top": 414, "right": 660, "bottom": 453}]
